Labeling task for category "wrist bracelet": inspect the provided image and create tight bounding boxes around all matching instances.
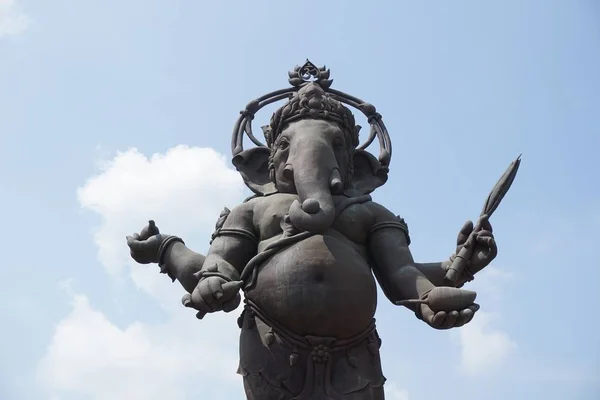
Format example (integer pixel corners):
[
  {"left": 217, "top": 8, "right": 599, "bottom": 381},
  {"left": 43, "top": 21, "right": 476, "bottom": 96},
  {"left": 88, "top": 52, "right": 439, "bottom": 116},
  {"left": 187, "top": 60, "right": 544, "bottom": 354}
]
[{"left": 157, "top": 235, "right": 185, "bottom": 282}]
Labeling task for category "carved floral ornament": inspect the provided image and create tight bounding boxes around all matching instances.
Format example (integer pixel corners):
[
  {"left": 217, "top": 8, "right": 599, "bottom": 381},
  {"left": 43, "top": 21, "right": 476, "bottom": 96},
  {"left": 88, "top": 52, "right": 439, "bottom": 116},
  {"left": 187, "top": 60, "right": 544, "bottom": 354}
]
[{"left": 230, "top": 60, "right": 393, "bottom": 195}]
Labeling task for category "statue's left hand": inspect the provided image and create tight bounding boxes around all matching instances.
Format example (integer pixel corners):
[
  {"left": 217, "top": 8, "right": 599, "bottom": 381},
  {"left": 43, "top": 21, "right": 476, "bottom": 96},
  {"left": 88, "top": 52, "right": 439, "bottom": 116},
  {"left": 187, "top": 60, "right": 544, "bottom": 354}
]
[
  {"left": 126, "top": 221, "right": 164, "bottom": 265},
  {"left": 454, "top": 215, "right": 498, "bottom": 278},
  {"left": 419, "top": 303, "right": 480, "bottom": 330}
]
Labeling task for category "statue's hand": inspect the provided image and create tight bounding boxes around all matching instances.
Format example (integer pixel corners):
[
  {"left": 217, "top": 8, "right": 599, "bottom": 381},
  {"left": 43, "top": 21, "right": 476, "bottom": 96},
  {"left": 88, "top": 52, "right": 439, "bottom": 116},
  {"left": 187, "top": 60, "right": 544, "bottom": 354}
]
[
  {"left": 454, "top": 215, "right": 498, "bottom": 277},
  {"left": 182, "top": 277, "right": 244, "bottom": 319},
  {"left": 126, "top": 221, "right": 165, "bottom": 264},
  {"left": 418, "top": 302, "right": 480, "bottom": 330}
]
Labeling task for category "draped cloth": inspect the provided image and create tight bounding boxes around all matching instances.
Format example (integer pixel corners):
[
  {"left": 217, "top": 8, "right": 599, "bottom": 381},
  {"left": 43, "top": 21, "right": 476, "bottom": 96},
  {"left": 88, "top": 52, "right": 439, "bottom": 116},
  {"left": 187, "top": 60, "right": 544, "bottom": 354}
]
[{"left": 237, "top": 300, "right": 386, "bottom": 400}]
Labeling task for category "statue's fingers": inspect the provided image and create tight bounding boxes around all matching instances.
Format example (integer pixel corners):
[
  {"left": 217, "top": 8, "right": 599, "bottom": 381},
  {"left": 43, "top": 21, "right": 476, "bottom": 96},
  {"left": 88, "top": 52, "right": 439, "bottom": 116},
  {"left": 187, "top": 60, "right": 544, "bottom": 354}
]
[
  {"left": 432, "top": 311, "right": 447, "bottom": 328},
  {"left": 475, "top": 235, "right": 495, "bottom": 248},
  {"left": 476, "top": 230, "right": 493, "bottom": 238},
  {"left": 457, "top": 220, "right": 474, "bottom": 247},
  {"left": 466, "top": 303, "right": 480, "bottom": 324},
  {"left": 207, "top": 278, "right": 224, "bottom": 300},
  {"left": 190, "top": 285, "right": 214, "bottom": 313},
  {"left": 222, "top": 294, "right": 242, "bottom": 313},
  {"left": 442, "top": 310, "right": 459, "bottom": 329},
  {"left": 205, "top": 263, "right": 219, "bottom": 273},
  {"left": 418, "top": 304, "right": 433, "bottom": 323},
  {"left": 198, "top": 282, "right": 220, "bottom": 310},
  {"left": 133, "top": 233, "right": 140, "bottom": 240},
  {"left": 462, "top": 312, "right": 475, "bottom": 325},
  {"left": 181, "top": 293, "right": 192, "bottom": 307},
  {"left": 454, "top": 308, "right": 474, "bottom": 327},
  {"left": 479, "top": 215, "right": 493, "bottom": 233},
  {"left": 189, "top": 286, "right": 203, "bottom": 307},
  {"left": 196, "top": 310, "right": 208, "bottom": 320},
  {"left": 126, "top": 236, "right": 142, "bottom": 251},
  {"left": 476, "top": 236, "right": 498, "bottom": 258},
  {"left": 221, "top": 281, "right": 244, "bottom": 299}
]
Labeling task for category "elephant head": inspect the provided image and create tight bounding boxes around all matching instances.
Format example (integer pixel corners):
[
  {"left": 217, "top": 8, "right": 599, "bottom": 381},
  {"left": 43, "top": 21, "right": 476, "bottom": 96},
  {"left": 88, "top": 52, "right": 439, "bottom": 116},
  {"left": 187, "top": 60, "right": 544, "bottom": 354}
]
[{"left": 232, "top": 84, "right": 388, "bottom": 233}]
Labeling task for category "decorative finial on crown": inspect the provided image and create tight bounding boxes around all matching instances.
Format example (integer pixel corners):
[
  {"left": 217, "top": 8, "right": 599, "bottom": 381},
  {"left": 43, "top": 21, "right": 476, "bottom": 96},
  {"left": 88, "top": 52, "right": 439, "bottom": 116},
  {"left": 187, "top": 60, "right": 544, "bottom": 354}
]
[{"left": 287, "top": 60, "right": 333, "bottom": 89}]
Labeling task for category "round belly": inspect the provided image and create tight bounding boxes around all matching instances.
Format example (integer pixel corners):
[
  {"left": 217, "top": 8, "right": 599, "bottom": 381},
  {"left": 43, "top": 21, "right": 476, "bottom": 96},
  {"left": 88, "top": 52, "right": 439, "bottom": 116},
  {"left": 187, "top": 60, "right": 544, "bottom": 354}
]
[{"left": 246, "top": 234, "right": 377, "bottom": 339}]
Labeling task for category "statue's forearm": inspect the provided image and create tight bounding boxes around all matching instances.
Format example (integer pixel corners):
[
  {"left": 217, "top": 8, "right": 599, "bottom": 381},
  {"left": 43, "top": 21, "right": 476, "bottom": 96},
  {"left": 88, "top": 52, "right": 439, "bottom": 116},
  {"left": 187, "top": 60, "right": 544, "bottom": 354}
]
[
  {"left": 369, "top": 233, "right": 436, "bottom": 302},
  {"left": 413, "top": 261, "right": 452, "bottom": 287},
  {"left": 163, "top": 242, "right": 206, "bottom": 293},
  {"left": 390, "top": 264, "right": 437, "bottom": 301},
  {"left": 379, "top": 261, "right": 465, "bottom": 304},
  {"left": 162, "top": 236, "right": 254, "bottom": 294},
  {"left": 413, "top": 260, "right": 468, "bottom": 288}
]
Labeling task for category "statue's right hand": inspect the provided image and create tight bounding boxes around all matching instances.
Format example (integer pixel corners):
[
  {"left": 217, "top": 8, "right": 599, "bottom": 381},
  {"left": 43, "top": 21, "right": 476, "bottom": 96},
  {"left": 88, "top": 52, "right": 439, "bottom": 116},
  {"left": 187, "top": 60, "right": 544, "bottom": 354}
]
[
  {"left": 126, "top": 220, "right": 164, "bottom": 264},
  {"left": 182, "top": 277, "right": 244, "bottom": 319}
]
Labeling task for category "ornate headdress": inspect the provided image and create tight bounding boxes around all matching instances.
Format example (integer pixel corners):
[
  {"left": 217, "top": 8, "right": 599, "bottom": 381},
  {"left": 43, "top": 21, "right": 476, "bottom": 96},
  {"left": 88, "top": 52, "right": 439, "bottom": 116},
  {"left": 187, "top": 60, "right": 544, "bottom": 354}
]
[
  {"left": 231, "top": 60, "right": 393, "bottom": 196},
  {"left": 264, "top": 82, "right": 359, "bottom": 149}
]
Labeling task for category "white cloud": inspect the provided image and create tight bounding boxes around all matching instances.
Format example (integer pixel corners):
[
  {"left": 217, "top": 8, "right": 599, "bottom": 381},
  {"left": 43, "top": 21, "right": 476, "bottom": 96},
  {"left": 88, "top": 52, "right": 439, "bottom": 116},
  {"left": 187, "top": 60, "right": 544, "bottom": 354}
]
[
  {"left": 76, "top": 145, "right": 244, "bottom": 280},
  {"left": 38, "top": 146, "right": 249, "bottom": 399},
  {"left": 456, "top": 311, "right": 517, "bottom": 376},
  {"left": 38, "top": 289, "right": 244, "bottom": 400},
  {"left": 0, "top": 0, "right": 29, "bottom": 37},
  {"left": 453, "top": 265, "right": 517, "bottom": 376},
  {"left": 385, "top": 382, "right": 410, "bottom": 400},
  {"left": 468, "top": 265, "right": 513, "bottom": 307}
]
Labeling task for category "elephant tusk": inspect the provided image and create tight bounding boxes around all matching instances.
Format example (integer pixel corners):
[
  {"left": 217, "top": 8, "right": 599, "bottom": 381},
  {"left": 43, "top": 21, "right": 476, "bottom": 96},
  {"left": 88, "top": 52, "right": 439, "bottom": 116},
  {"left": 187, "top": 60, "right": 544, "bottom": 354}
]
[
  {"left": 283, "top": 164, "right": 294, "bottom": 181},
  {"left": 329, "top": 168, "right": 343, "bottom": 194}
]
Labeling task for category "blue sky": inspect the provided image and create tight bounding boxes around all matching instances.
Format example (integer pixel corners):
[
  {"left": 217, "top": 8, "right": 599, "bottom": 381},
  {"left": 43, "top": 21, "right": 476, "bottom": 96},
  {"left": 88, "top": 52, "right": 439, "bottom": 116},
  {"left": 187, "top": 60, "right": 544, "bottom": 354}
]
[{"left": 1, "top": 1, "right": 599, "bottom": 399}]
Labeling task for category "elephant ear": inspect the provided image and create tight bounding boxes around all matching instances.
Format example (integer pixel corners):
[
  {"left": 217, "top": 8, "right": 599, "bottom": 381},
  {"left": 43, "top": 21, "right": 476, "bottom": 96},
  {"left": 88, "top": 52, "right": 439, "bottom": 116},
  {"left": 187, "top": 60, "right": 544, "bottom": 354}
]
[
  {"left": 348, "top": 149, "right": 388, "bottom": 195},
  {"left": 232, "top": 147, "right": 277, "bottom": 196}
]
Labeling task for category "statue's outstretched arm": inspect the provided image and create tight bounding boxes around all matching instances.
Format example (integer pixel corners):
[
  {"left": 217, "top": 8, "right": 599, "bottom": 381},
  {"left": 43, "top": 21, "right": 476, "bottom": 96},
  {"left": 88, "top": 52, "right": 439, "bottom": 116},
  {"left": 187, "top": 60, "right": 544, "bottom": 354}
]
[
  {"left": 127, "top": 203, "right": 258, "bottom": 298},
  {"left": 366, "top": 202, "right": 479, "bottom": 330},
  {"left": 364, "top": 202, "right": 492, "bottom": 290}
]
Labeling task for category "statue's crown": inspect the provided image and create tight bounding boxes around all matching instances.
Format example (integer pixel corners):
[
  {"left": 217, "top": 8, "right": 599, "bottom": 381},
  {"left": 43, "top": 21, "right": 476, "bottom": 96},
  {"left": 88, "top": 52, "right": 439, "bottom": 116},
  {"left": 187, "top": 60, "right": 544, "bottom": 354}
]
[
  {"left": 232, "top": 60, "right": 392, "bottom": 169},
  {"left": 264, "top": 82, "right": 359, "bottom": 148}
]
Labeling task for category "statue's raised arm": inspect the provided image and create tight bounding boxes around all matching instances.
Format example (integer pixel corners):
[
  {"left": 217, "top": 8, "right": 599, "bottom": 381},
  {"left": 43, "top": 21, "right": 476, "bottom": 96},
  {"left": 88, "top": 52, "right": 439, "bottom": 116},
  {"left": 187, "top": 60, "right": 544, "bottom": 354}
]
[{"left": 125, "top": 60, "right": 518, "bottom": 400}]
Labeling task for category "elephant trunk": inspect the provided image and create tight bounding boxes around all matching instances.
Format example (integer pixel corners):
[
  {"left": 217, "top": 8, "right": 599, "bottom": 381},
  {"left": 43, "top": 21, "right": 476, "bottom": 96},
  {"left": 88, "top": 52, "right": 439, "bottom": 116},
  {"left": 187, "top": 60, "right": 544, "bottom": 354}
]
[{"left": 287, "top": 141, "right": 340, "bottom": 233}]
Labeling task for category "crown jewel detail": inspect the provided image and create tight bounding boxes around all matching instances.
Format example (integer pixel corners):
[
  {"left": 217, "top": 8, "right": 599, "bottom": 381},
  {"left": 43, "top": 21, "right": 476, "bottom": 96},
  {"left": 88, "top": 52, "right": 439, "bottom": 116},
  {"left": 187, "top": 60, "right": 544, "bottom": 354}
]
[{"left": 264, "top": 83, "right": 359, "bottom": 148}]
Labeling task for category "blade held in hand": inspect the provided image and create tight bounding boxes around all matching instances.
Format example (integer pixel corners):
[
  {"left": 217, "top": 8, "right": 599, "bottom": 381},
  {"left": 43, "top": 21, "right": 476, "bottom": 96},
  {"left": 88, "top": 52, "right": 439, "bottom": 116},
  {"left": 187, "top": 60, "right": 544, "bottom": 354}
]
[
  {"left": 444, "top": 154, "right": 521, "bottom": 284},
  {"left": 480, "top": 154, "right": 521, "bottom": 217}
]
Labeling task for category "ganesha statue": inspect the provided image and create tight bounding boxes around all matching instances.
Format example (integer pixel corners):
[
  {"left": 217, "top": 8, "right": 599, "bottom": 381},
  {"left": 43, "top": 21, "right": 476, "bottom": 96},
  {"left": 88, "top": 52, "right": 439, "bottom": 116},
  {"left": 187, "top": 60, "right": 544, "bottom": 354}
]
[{"left": 126, "top": 61, "right": 512, "bottom": 400}]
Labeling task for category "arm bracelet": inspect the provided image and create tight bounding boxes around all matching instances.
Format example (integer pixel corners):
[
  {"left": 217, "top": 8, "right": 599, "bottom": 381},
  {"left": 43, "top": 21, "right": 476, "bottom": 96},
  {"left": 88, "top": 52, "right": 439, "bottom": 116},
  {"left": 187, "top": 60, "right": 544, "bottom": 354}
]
[
  {"left": 369, "top": 218, "right": 411, "bottom": 245},
  {"left": 157, "top": 235, "right": 185, "bottom": 282},
  {"left": 210, "top": 228, "right": 258, "bottom": 244}
]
